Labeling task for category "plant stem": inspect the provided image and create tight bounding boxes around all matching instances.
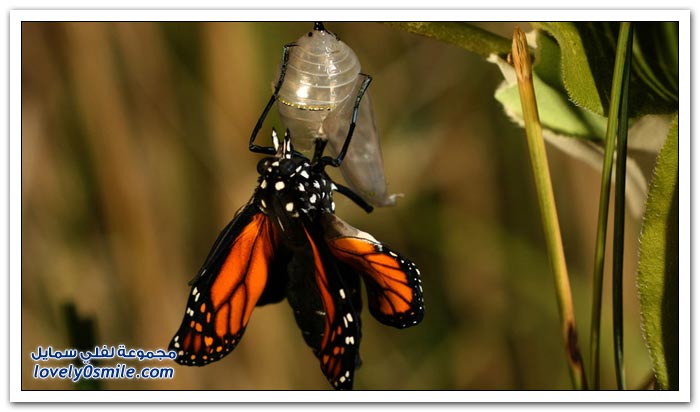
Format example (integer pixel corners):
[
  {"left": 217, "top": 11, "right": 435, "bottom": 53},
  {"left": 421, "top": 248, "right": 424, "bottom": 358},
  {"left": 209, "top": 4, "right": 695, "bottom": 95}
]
[
  {"left": 612, "top": 22, "right": 633, "bottom": 391},
  {"left": 589, "top": 21, "right": 632, "bottom": 390},
  {"left": 511, "top": 26, "right": 587, "bottom": 390},
  {"left": 385, "top": 22, "right": 512, "bottom": 59}
]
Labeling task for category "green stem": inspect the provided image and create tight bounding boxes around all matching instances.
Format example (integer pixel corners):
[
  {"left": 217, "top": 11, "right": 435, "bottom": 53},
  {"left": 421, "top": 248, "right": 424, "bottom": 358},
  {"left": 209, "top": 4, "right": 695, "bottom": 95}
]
[
  {"left": 612, "top": 22, "right": 633, "bottom": 391},
  {"left": 589, "top": 21, "right": 632, "bottom": 390},
  {"left": 511, "top": 27, "right": 587, "bottom": 390},
  {"left": 385, "top": 22, "right": 512, "bottom": 59}
]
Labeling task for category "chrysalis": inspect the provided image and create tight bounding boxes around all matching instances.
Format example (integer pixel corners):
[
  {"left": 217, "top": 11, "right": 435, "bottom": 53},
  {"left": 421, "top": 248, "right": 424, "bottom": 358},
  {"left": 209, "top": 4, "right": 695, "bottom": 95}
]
[{"left": 250, "top": 22, "right": 400, "bottom": 207}]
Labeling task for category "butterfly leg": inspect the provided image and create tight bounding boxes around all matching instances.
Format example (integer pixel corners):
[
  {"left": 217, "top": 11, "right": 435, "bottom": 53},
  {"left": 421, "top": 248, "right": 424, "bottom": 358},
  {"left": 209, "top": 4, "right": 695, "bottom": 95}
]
[
  {"left": 333, "top": 182, "right": 374, "bottom": 214},
  {"left": 249, "top": 42, "right": 297, "bottom": 155}
]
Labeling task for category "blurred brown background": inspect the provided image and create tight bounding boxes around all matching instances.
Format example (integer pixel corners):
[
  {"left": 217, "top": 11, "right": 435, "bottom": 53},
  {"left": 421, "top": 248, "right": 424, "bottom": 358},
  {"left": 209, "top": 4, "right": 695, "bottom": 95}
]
[{"left": 22, "top": 21, "right": 651, "bottom": 390}]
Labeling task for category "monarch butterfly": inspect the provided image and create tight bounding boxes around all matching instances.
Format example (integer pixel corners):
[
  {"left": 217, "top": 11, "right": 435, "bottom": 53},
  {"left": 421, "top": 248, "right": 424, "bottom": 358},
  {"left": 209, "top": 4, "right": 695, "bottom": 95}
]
[
  {"left": 250, "top": 22, "right": 400, "bottom": 208},
  {"left": 169, "top": 128, "right": 424, "bottom": 390}
]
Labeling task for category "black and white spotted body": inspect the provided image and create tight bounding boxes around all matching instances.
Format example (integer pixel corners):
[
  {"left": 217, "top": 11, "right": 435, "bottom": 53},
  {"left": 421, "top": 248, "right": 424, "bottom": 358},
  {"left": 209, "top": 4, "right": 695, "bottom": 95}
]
[{"left": 255, "top": 130, "right": 336, "bottom": 229}]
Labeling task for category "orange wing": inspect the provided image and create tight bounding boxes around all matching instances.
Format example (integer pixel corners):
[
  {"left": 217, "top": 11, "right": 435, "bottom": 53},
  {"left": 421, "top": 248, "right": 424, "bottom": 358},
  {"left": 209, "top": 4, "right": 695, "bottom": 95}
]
[
  {"left": 321, "top": 213, "right": 424, "bottom": 329},
  {"left": 169, "top": 204, "right": 277, "bottom": 365},
  {"left": 303, "top": 226, "right": 360, "bottom": 390}
]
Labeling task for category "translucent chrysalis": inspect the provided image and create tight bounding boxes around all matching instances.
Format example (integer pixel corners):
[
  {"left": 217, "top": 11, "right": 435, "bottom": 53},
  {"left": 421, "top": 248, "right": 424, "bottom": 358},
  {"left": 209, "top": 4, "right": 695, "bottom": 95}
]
[{"left": 250, "top": 22, "right": 400, "bottom": 207}]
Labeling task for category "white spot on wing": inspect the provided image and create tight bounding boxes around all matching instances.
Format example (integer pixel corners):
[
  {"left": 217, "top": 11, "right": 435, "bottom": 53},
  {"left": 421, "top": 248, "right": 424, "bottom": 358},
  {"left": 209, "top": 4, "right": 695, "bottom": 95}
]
[
  {"left": 285, "top": 202, "right": 294, "bottom": 212},
  {"left": 275, "top": 181, "right": 285, "bottom": 191}
]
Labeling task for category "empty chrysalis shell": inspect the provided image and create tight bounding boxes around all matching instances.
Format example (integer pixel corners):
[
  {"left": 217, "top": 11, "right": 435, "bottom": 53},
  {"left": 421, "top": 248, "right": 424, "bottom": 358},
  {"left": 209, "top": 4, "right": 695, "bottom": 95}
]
[{"left": 273, "top": 23, "right": 400, "bottom": 207}]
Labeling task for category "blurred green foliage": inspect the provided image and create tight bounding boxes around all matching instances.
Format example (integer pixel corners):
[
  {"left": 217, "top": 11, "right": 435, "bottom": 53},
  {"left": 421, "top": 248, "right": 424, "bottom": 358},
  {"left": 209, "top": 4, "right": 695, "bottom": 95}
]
[{"left": 22, "top": 22, "right": 653, "bottom": 390}]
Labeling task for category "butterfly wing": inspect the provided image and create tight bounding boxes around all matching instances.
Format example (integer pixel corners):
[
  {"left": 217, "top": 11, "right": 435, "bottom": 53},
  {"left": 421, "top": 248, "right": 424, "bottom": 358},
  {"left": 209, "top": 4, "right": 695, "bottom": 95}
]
[
  {"left": 334, "top": 260, "right": 364, "bottom": 369},
  {"left": 169, "top": 202, "right": 278, "bottom": 366},
  {"left": 301, "top": 225, "right": 361, "bottom": 390},
  {"left": 285, "top": 249, "right": 326, "bottom": 353},
  {"left": 256, "top": 243, "right": 292, "bottom": 306},
  {"left": 320, "top": 212, "right": 424, "bottom": 329},
  {"left": 285, "top": 250, "right": 363, "bottom": 365}
]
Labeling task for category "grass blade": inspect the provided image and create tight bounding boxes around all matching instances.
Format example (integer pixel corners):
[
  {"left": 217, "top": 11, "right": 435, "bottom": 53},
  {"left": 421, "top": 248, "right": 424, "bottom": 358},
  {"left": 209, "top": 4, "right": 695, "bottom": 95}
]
[
  {"left": 612, "top": 22, "right": 634, "bottom": 390},
  {"left": 589, "top": 22, "right": 633, "bottom": 390},
  {"left": 511, "top": 26, "right": 587, "bottom": 390}
]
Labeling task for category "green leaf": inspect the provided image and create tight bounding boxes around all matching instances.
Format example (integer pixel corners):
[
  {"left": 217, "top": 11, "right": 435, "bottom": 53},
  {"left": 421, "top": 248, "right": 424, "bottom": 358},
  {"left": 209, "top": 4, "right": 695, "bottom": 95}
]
[
  {"left": 637, "top": 113, "right": 678, "bottom": 390},
  {"left": 532, "top": 29, "right": 564, "bottom": 92},
  {"left": 490, "top": 51, "right": 670, "bottom": 220},
  {"left": 492, "top": 28, "right": 610, "bottom": 142},
  {"left": 532, "top": 22, "right": 678, "bottom": 118},
  {"left": 532, "top": 22, "right": 609, "bottom": 115},
  {"left": 384, "top": 22, "right": 512, "bottom": 59},
  {"left": 494, "top": 69, "right": 607, "bottom": 141}
]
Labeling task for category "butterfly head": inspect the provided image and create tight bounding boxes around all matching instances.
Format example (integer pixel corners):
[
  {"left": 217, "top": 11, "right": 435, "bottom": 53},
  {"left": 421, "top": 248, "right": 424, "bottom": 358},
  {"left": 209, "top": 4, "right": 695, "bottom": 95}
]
[{"left": 256, "top": 129, "right": 336, "bottom": 219}]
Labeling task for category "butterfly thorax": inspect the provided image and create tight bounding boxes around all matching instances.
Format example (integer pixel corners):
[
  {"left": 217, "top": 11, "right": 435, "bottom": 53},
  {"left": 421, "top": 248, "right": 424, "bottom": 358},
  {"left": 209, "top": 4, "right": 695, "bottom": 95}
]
[{"left": 255, "top": 155, "right": 336, "bottom": 225}]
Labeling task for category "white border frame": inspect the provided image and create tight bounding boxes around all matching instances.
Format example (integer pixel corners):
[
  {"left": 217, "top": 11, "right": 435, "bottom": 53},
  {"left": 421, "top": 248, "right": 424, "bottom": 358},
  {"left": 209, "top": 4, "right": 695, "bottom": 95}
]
[{"left": 9, "top": 9, "right": 690, "bottom": 403}]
